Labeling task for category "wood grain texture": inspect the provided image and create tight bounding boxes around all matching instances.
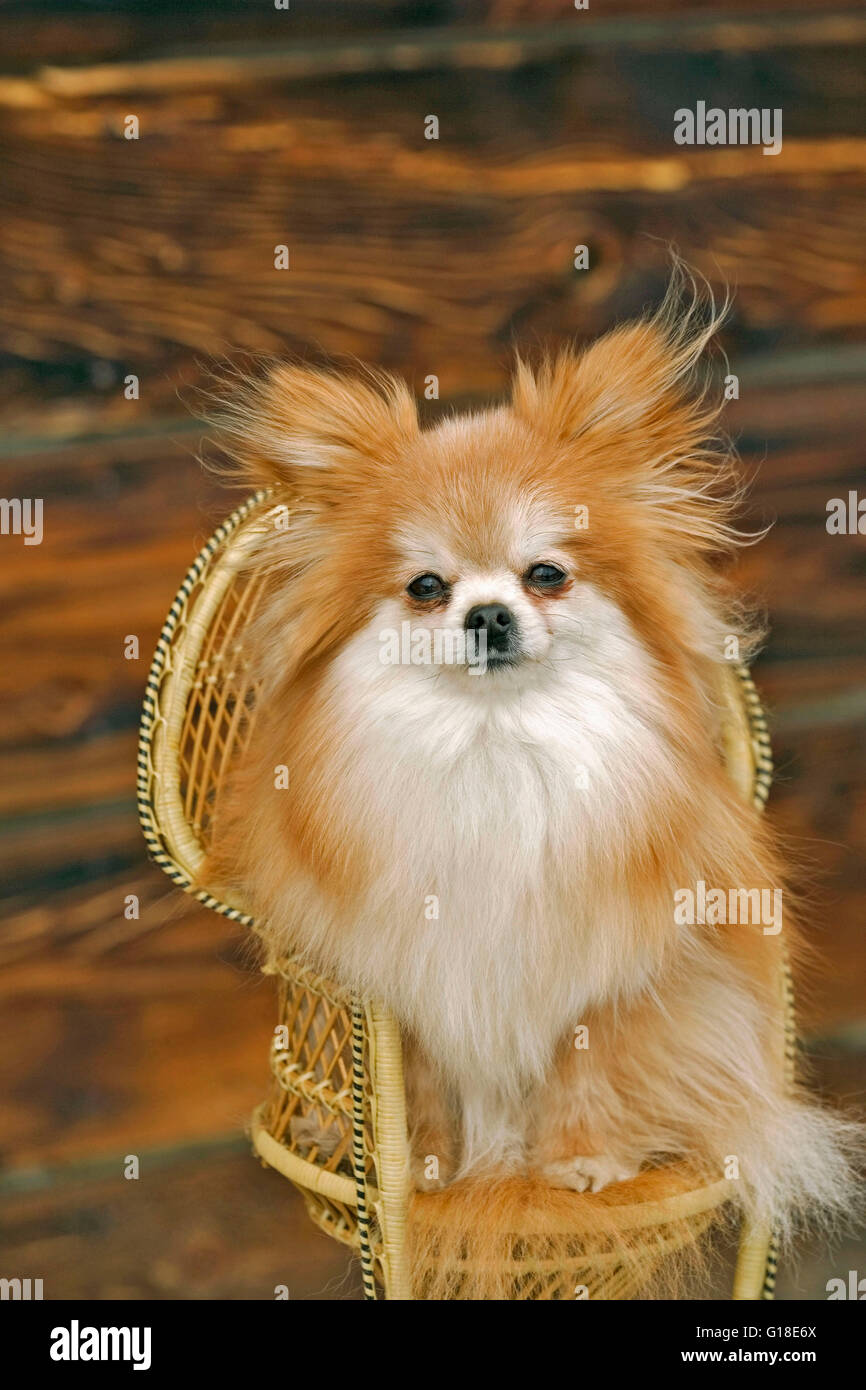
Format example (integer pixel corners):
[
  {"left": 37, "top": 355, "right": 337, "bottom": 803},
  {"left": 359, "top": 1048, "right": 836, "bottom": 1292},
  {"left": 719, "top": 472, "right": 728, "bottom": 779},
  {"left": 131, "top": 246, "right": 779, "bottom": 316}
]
[
  {"left": 4, "top": 3, "right": 864, "bottom": 72},
  {"left": 1, "top": 17, "right": 864, "bottom": 438},
  {"left": 0, "top": 1146, "right": 363, "bottom": 1300}
]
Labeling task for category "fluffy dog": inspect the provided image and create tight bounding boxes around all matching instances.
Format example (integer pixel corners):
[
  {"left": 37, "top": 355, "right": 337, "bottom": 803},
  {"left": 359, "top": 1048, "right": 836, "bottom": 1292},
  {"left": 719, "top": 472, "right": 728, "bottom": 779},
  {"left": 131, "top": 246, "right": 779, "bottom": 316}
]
[{"left": 206, "top": 276, "right": 860, "bottom": 1293}]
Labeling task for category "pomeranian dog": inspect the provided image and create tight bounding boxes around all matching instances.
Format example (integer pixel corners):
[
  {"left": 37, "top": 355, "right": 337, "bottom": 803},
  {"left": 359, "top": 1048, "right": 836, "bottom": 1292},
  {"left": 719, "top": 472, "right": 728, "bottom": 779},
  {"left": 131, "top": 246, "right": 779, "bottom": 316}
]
[{"left": 206, "top": 273, "right": 859, "bottom": 1291}]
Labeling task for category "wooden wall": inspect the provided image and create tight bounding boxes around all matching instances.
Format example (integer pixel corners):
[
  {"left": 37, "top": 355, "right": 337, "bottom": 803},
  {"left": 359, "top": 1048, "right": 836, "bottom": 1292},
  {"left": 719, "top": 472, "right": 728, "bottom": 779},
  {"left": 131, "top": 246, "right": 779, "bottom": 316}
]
[{"left": 1, "top": 1, "right": 864, "bottom": 1298}]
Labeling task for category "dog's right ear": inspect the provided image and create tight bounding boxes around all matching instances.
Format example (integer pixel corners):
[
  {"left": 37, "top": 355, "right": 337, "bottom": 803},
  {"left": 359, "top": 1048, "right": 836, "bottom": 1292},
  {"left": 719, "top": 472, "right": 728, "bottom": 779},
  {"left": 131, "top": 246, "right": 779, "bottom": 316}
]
[{"left": 211, "top": 363, "right": 418, "bottom": 502}]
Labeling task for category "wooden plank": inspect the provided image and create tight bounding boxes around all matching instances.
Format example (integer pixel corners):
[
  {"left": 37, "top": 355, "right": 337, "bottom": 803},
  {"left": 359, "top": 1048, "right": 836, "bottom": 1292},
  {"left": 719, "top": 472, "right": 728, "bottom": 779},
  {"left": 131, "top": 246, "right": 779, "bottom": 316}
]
[
  {"left": 0, "top": 1146, "right": 363, "bottom": 1300},
  {"left": 3, "top": 172, "right": 865, "bottom": 436},
  {"left": 0, "top": 31, "right": 864, "bottom": 437},
  {"left": 3, "top": 5, "right": 863, "bottom": 72},
  {"left": 0, "top": 869, "right": 279, "bottom": 1168},
  {"left": 9, "top": 17, "right": 866, "bottom": 107},
  {"left": 0, "top": 444, "right": 223, "bottom": 750}
]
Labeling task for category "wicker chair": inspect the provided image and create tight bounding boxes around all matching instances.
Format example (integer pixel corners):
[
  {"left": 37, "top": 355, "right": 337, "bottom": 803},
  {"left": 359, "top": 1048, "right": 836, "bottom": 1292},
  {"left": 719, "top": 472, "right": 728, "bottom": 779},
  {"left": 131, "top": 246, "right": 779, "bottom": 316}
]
[{"left": 137, "top": 491, "right": 793, "bottom": 1300}]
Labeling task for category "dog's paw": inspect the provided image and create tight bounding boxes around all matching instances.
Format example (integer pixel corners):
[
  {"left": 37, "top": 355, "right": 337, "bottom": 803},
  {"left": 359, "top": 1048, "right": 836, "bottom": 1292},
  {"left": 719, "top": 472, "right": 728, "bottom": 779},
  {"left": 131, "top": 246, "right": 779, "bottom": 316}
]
[{"left": 542, "top": 1154, "right": 639, "bottom": 1194}]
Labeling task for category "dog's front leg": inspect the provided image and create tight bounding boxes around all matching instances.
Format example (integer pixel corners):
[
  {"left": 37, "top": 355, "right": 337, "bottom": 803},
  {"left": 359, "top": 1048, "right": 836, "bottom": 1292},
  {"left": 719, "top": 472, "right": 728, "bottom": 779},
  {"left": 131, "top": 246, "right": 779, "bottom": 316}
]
[
  {"left": 403, "top": 1032, "right": 458, "bottom": 1190},
  {"left": 526, "top": 1022, "right": 644, "bottom": 1193}
]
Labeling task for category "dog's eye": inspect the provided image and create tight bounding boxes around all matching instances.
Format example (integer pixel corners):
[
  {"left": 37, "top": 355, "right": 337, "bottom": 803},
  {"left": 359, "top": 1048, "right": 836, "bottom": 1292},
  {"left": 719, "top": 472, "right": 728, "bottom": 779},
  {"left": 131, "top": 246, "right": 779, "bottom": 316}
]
[
  {"left": 407, "top": 573, "right": 447, "bottom": 600},
  {"left": 525, "top": 563, "right": 567, "bottom": 588}
]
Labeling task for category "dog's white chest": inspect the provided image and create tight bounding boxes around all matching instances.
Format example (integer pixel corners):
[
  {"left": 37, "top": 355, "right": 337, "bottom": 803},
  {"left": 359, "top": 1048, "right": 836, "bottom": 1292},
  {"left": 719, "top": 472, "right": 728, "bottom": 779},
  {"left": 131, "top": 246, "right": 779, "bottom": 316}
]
[{"left": 325, "top": 632, "right": 668, "bottom": 1088}]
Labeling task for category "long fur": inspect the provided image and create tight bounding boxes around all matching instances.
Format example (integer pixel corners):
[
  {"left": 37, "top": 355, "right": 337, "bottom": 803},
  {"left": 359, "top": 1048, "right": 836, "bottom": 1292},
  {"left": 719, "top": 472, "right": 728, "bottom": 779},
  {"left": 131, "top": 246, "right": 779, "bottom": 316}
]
[{"left": 203, "top": 267, "right": 862, "bottom": 1297}]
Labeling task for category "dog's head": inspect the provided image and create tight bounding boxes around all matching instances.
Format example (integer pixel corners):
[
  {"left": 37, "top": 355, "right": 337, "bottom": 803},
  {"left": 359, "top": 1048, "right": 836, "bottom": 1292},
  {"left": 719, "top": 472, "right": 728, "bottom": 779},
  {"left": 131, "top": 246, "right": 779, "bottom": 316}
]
[{"left": 212, "top": 282, "right": 752, "bottom": 719}]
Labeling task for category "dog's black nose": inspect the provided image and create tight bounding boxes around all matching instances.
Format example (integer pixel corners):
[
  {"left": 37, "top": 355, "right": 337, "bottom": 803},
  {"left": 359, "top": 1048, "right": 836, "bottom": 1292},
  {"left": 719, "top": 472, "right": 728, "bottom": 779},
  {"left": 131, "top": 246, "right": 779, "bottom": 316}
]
[{"left": 464, "top": 603, "right": 514, "bottom": 652}]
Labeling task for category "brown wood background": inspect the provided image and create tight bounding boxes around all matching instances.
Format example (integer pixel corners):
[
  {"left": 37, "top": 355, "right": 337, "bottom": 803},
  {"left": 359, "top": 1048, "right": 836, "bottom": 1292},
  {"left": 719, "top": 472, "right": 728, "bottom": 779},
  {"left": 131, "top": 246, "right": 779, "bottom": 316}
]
[{"left": 0, "top": 0, "right": 864, "bottom": 1299}]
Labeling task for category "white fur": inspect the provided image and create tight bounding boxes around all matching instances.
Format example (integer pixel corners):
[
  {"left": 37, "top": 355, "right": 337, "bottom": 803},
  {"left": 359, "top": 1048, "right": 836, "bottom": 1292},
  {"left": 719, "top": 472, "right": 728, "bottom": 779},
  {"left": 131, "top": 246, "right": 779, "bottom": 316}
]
[{"left": 285, "top": 574, "right": 684, "bottom": 1173}]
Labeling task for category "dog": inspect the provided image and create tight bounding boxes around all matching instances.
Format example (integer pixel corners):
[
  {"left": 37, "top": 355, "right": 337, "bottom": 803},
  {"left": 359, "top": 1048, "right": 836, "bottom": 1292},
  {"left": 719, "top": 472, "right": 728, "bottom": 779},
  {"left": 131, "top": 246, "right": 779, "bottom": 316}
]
[{"left": 205, "top": 274, "right": 860, "bottom": 1292}]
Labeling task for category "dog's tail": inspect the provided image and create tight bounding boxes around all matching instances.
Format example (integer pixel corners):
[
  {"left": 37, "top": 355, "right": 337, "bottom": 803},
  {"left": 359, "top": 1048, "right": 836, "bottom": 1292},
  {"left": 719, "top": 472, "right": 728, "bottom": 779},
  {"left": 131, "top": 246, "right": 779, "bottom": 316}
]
[
  {"left": 406, "top": 1165, "right": 730, "bottom": 1301},
  {"left": 404, "top": 1096, "right": 864, "bottom": 1300},
  {"left": 731, "top": 1090, "right": 865, "bottom": 1249}
]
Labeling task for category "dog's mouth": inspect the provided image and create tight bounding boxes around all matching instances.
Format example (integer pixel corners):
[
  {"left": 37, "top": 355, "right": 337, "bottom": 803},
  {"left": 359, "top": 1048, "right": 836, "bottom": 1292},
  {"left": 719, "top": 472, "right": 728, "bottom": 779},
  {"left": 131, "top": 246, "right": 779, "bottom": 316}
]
[{"left": 467, "top": 647, "right": 525, "bottom": 675}]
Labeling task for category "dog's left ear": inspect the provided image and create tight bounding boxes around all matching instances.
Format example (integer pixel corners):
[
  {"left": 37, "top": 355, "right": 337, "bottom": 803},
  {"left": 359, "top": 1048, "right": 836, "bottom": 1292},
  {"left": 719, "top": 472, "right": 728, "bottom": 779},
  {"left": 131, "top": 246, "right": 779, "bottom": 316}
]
[
  {"left": 511, "top": 314, "right": 717, "bottom": 449},
  {"left": 512, "top": 288, "right": 744, "bottom": 555}
]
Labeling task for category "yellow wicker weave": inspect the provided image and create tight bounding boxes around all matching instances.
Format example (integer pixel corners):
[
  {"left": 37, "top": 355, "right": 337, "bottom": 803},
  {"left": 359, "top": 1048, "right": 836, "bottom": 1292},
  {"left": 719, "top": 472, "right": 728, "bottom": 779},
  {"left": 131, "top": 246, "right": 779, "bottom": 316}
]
[{"left": 138, "top": 491, "right": 791, "bottom": 1301}]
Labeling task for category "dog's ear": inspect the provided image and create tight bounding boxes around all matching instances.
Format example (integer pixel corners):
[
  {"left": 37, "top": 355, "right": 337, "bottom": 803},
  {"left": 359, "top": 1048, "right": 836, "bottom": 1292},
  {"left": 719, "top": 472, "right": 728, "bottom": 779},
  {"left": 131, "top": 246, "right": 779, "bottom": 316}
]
[
  {"left": 211, "top": 362, "right": 418, "bottom": 501},
  {"left": 511, "top": 298, "right": 721, "bottom": 450},
  {"left": 511, "top": 262, "right": 728, "bottom": 452},
  {"left": 511, "top": 281, "right": 745, "bottom": 556}
]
